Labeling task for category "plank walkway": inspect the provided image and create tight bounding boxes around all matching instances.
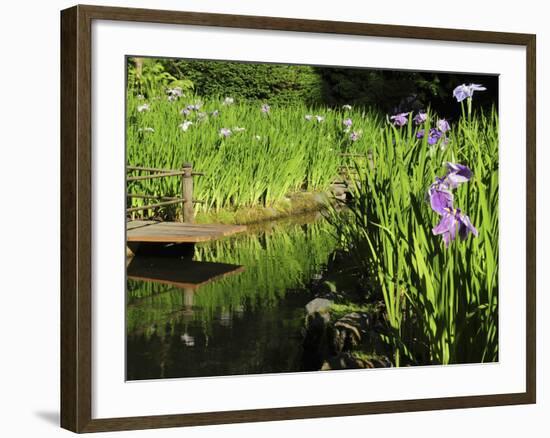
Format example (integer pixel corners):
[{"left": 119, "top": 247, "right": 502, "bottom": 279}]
[{"left": 127, "top": 220, "right": 247, "bottom": 243}]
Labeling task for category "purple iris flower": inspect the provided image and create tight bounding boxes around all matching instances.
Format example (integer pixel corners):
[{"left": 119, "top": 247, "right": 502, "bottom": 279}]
[
  {"left": 428, "top": 162, "right": 477, "bottom": 247},
  {"left": 179, "top": 121, "right": 193, "bottom": 131},
  {"left": 432, "top": 208, "right": 478, "bottom": 247},
  {"left": 261, "top": 103, "right": 270, "bottom": 113},
  {"left": 167, "top": 87, "right": 183, "bottom": 99},
  {"left": 417, "top": 129, "right": 425, "bottom": 139},
  {"left": 349, "top": 131, "right": 361, "bottom": 142},
  {"left": 428, "top": 180, "right": 454, "bottom": 215},
  {"left": 457, "top": 211, "right": 478, "bottom": 240},
  {"left": 446, "top": 162, "right": 473, "bottom": 188},
  {"left": 469, "top": 83, "right": 487, "bottom": 93},
  {"left": 453, "top": 83, "right": 487, "bottom": 102},
  {"left": 438, "top": 119, "right": 451, "bottom": 133},
  {"left": 219, "top": 128, "right": 232, "bottom": 138},
  {"left": 343, "top": 118, "right": 353, "bottom": 127},
  {"left": 390, "top": 112, "right": 409, "bottom": 127},
  {"left": 427, "top": 128, "right": 443, "bottom": 145},
  {"left": 453, "top": 85, "right": 470, "bottom": 102},
  {"left": 414, "top": 112, "right": 428, "bottom": 125}
]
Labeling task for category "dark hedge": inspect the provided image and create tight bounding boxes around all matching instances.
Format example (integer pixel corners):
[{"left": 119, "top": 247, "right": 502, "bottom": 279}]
[{"left": 163, "top": 59, "right": 498, "bottom": 117}]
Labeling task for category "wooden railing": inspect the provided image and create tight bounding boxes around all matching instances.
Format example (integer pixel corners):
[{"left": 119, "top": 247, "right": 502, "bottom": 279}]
[{"left": 126, "top": 163, "right": 204, "bottom": 223}]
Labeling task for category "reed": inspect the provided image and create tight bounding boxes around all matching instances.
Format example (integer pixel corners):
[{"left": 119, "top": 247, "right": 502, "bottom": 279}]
[
  {"left": 126, "top": 94, "right": 381, "bottom": 217},
  {"left": 330, "top": 108, "right": 499, "bottom": 365}
]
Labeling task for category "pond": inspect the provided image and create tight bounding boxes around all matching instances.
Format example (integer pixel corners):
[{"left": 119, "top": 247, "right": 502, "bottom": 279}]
[{"left": 126, "top": 213, "right": 340, "bottom": 380}]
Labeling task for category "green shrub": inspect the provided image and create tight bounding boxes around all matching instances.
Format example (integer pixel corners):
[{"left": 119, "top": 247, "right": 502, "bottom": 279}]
[
  {"left": 127, "top": 57, "right": 194, "bottom": 97},
  {"left": 165, "top": 60, "right": 324, "bottom": 105}
]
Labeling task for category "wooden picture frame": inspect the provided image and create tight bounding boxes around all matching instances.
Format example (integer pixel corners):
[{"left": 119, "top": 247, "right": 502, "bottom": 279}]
[{"left": 60, "top": 4, "right": 536, "bottom": 433}]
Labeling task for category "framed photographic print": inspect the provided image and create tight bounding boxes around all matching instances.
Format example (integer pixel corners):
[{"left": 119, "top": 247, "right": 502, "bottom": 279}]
[{"left": 60, "top": 4, "right": 536, "bottom": 433}]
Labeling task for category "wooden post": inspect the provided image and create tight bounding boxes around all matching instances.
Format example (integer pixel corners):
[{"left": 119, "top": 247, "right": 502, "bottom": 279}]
[
  {"left": 367, "top": 149, "right": 375, "bottom": 171},
  {"left": 182, "top": 163, "right": 194, "bottom": 223}
]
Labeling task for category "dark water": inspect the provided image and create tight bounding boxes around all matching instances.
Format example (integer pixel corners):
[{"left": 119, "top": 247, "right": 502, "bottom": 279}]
[{"left": 126, "top": 214, "right": 338, "bottom": 380}]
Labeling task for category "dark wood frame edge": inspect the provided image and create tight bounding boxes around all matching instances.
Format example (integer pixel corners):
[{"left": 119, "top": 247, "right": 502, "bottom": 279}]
[{"left": 60, "top": 4, "right": 537, "bottom": 433}]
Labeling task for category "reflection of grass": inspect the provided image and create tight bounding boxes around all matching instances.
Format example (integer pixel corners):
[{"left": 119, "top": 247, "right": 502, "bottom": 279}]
[
  {"left": 126, "top": 218, "right": 337, "bottom": 335},
  {"left": 127, "top": 279, "right": 169, "bottom": 301},
  {"left": 330, "top": 109, "right": 499, "bottom": 366}
]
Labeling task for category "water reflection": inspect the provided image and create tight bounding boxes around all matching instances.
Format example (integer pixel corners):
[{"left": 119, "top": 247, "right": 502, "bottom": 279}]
[{"left": 126, "top": 214, "right": 337, "bottom": 380}]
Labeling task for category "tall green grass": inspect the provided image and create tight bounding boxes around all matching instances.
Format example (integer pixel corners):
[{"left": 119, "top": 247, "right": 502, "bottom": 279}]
[
  {"left": 127, "top": 94, "right": 381, "bottom": 216},
  {"left": 331, "top": 109, "right": 499, "bottom": 366}
]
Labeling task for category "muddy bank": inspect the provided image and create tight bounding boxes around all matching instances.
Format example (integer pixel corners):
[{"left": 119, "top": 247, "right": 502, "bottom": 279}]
[{"left": 194, "top": 190, "right": 341, "bottom": 225}]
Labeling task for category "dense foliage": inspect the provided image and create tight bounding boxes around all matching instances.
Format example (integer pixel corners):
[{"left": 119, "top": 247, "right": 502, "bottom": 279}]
[
  {"left": 126, "top": 93, "right": 381, "bottom": 216},
  {"left": 126, "top": 58, "right": 499, "bottom": 367},
  {"left": 165, "top": 60, "right": 324, "bottom": 105},
  {"left": 145, "top": 57, "right": 498, "bottom": 114},
  {"left": 331, "top": 108, "right": 499, "bottom": 365},
  {"left": 127, "top": 58, "right": 194, "bottom": 98}
]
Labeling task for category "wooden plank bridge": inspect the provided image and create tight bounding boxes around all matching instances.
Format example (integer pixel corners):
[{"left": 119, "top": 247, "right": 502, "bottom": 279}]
[
  {"left": 126, "top": 164, "right": 246, "bottom": 250},
  {"left": 126, "top": 154, "right": 367, "bottom": 248},
  {"left": 127, "top": 220, "right": 246, "bottom": 244}
]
